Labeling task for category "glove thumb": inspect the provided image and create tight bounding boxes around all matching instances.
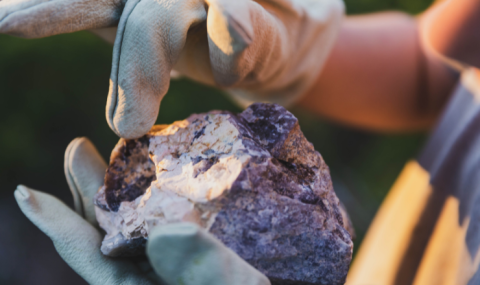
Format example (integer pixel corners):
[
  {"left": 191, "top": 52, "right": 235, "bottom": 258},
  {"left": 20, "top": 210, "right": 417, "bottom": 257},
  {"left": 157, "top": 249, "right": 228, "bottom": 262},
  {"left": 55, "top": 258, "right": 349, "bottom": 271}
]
[
  {"left": 14, "top": 186, "right": 154, "bottom": 285},
  {"left": 146, "top": 223, "right": 271, "bottom": 285}
]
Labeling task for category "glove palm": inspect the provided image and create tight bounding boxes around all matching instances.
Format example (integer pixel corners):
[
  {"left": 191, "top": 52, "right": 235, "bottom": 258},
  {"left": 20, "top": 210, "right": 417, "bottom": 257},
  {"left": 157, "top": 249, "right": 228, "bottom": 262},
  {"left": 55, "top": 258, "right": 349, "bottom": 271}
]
[{"left": 14, "top": 137, "right": 270, "bottom": 285}]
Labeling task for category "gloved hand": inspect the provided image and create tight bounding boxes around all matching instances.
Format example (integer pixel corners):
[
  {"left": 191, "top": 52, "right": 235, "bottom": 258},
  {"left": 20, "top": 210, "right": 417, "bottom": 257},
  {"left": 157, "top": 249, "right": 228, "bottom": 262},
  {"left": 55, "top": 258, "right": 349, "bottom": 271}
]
[
  {"left": 14, "top": 137, "right": 271, "bottom": 285},
  {"left": 0, "top": 0, "right": 344, "bottom": 139}
]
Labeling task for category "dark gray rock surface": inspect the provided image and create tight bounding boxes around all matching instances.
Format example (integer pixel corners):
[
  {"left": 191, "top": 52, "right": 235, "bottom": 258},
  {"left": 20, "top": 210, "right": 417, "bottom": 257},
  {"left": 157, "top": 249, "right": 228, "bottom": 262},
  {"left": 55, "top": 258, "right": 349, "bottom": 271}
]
[{"left": 95, "top": 103, "right": 353, "bottom": 285}]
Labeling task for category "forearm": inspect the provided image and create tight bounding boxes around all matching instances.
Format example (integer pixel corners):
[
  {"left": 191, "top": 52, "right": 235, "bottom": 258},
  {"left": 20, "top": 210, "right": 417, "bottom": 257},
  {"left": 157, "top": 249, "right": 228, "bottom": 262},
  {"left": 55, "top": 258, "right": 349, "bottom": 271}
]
[
  {"left": 421, "top": 0, "right": 480, "bottom": 69},
  {"left": 298, "top": 12, "right": 458, "bottom": 132}
]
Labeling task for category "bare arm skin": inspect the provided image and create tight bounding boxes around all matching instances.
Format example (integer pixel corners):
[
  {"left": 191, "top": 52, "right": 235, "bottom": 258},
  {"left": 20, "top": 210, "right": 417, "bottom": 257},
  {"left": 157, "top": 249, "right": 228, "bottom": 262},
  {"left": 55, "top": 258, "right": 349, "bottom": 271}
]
[
  {"left": 298, "top": 7, "right": 467, "bottom": 132},
  {"left": 422, "top": 0, "right": 480, "bottom": 70}
]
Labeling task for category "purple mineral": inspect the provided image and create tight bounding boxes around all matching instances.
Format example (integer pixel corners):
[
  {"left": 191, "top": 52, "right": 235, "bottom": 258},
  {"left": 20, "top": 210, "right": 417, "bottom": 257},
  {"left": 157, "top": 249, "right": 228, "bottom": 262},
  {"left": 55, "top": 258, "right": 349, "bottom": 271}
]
[{"left": 95, "top": 103, "right": 353, "bottom": 285}]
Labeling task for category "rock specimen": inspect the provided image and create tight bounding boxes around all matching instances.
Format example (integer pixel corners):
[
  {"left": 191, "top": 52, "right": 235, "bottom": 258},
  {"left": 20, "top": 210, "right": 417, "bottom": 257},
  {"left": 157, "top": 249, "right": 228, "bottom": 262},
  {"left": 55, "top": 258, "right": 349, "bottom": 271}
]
[{"left": 94, "top": 103, "right": 353, "bottom": 285}]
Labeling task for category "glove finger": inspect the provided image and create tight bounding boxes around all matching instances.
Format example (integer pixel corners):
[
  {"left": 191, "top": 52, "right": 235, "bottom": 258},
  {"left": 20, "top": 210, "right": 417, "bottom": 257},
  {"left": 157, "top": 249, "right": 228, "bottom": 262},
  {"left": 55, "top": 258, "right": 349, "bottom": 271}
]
[
  {"left": 205, "top": 0, "right": 269, "bottom": 88},
  {"left": 0, "top": 0, "right": 124, "bottom": 38},
  {"left": 106, "top": 0, "right": 206, "bottom": 139},
  {"left": 146, "top": 223, "right": 271, "bottom": 285},
  {"left": 206, "top": 0, "right": 343, "bottom": 105},
  {"left": 14, "top": 185, "right": 155, "bottom": 285},
  {"left": 65, "top": 137, "right": 107, "bottom": 226},
  {"left": 205, "top": 0, "right": 253, "bottom": 53}
]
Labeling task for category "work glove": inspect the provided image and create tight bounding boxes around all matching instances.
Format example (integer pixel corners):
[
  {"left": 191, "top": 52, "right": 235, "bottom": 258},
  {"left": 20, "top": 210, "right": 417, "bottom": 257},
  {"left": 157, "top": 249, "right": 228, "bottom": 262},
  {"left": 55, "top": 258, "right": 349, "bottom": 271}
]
[
  {"left": 0, "top": 0, "right": 344, "bottom": 139},
  {"left": 14, "top": 137, "right": 271, "bottom": 285}
]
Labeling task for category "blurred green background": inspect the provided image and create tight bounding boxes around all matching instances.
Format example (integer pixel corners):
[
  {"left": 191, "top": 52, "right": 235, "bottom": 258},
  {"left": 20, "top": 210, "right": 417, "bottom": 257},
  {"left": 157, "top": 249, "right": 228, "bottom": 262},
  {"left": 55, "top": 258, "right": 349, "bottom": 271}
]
[{"left": 0, "top": 0, "right": 434, "bottom": 284}]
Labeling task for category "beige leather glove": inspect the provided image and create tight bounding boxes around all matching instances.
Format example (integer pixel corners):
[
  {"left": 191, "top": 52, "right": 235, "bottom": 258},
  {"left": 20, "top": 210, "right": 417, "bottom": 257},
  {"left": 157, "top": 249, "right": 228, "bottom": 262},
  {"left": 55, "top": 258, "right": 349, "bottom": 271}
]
[{"left": 0, "top": 0, "right": 344, "bottom": 139}]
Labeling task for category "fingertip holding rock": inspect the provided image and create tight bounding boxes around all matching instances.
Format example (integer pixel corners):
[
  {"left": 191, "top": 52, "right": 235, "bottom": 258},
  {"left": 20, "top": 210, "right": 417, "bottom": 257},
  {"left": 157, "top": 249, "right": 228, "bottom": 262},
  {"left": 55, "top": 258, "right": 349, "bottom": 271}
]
[
  {"left": 106, "top": 84, "right": 161, "bottom": 139},
  {"left": 147, "top": 223, "right": 217, "bottom": 257},
  {"left": 64, "top": 136, "right": 107, "bottom": 226},
  {"left": 14, "top": 185, "right": 31, "bottom": 201},
  {"left": 111, "top": 117, "right": 157, "bottom": 140},
  {"left": 147, "top": 223, "right": 206, "bottom": 263},
  {"left": 148, "top": 223, "right": 272, "bottom": 285},
  {"left": 149, "top": 223, "right": 202, "bottom": 241}
]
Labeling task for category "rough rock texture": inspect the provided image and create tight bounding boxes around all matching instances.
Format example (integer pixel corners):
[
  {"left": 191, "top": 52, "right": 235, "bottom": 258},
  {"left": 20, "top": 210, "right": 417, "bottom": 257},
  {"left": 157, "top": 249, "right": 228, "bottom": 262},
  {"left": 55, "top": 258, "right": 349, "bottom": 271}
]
[{"left": 94, "top": 103, "right": 353, "bottom": 285}]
